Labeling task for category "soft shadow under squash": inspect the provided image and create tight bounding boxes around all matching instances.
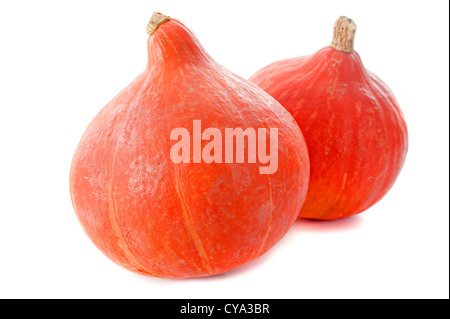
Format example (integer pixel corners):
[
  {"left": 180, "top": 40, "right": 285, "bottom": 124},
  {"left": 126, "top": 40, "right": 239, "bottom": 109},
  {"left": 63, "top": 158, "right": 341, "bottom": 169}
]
[{"left": 292, "top": 215, "right": 363, "bottom": 232}]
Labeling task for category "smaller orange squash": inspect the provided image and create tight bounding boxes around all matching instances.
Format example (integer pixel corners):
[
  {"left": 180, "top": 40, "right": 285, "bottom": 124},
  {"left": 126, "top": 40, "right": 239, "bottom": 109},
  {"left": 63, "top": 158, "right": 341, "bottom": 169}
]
[{"left": 250, "top": 16, "right": 408, "bottom": 220}]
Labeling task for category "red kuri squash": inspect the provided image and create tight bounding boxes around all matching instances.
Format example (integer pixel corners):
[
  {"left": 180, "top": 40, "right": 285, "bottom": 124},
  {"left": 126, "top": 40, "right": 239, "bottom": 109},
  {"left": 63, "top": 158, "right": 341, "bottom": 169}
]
[
  {"left": 69, "top": 13, "right": 310, "bottom": 278},
  {"left": 250, "top": 16, "right": 408, "bottom": 220}
]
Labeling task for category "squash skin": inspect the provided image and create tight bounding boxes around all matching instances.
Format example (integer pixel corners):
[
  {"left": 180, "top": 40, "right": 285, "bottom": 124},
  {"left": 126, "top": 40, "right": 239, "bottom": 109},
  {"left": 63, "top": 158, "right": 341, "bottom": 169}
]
[
  {"left": 250, "top": 47, "right": 408, "bottom": 220},
  {"left": 69, "top": 18, "right": 310, "bottom": 278}
]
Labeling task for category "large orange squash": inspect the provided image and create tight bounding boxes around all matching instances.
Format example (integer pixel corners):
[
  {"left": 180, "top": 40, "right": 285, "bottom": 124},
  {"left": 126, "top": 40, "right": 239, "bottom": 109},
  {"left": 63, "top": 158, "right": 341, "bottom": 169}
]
[
  {"left": 69, "top": 13, "right": 309, "bottom": 278},
  {"left": 250, "top": 17, "right": 408, "bottom": 220}
]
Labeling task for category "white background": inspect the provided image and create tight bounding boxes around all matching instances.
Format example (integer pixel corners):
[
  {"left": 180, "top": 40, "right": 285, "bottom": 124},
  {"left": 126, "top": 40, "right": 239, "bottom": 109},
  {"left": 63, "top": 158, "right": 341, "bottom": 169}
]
[{"left": 0, "top": 0, "right": 448, "bottom": 299}]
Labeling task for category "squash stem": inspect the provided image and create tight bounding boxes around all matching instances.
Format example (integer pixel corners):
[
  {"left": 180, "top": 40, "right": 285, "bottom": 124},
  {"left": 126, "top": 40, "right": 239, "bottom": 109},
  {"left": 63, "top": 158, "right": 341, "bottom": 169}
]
[
  {"left": 146, "top": 12, "right": 171, "bottom": 35},
  {"left": 330, "top": 16, "right": 357, "bottom": 53}
]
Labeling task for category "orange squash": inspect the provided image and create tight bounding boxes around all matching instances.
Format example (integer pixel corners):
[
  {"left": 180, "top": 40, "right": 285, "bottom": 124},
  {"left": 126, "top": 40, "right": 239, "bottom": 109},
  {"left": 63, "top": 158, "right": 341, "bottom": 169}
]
[
  {"left": 250, "top": 17, "right": 408, "bottom": 220},
  {"left": 69, "top": 13, "right": 310, "bottom": 278}
]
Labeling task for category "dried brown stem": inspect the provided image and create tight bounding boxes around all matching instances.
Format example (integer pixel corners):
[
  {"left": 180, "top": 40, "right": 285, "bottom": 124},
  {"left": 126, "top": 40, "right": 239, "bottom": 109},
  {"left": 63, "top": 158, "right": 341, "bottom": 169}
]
[
  {"left": 330, "top": 16, "right": 357, "bottom": 53},
  {"left": 146, "top": 12, "right": 171, "bottom": 35}
]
